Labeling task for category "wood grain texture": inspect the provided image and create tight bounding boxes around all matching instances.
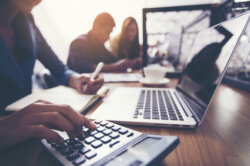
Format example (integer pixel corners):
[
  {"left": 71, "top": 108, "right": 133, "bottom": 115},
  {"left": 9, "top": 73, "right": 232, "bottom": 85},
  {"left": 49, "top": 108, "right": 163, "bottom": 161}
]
[{"left": 0, "top": 79, "right": 249, "bottom": 166}]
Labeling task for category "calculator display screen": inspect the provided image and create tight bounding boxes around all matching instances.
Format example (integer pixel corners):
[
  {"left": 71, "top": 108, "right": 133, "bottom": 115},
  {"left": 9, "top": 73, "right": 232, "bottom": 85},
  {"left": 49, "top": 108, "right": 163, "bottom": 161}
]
[{"left": 104, "top": 137, "right": 161, "bottom": 166}]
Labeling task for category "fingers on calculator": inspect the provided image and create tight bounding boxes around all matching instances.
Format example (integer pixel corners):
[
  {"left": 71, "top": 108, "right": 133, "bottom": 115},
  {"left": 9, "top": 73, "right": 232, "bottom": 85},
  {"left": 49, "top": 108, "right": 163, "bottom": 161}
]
[{"left": 42, "top": 120, "right": 141, "bottom": 166}]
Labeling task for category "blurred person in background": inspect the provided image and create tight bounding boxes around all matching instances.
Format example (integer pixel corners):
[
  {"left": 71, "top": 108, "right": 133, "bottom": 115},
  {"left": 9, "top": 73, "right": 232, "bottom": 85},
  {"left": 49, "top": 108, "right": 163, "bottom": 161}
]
[
  {"left": 67, "top": 12, "right": 141, "bottom": 73},
  {"left": 109, "top": 17, "right": 142, "bottom": 69}
]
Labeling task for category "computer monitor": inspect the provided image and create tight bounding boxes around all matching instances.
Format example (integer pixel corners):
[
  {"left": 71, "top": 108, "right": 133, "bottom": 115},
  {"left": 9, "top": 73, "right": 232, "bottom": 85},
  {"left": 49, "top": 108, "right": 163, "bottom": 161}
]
[{"left": 142, "top": 4, "right": 213, "bottom": 69}]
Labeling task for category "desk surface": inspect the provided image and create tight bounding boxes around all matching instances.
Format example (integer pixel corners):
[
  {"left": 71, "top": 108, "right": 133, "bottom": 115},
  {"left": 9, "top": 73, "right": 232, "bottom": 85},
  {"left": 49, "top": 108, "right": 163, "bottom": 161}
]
[{"left": 0, "top": 79, "right": 249, "bottom": 166}]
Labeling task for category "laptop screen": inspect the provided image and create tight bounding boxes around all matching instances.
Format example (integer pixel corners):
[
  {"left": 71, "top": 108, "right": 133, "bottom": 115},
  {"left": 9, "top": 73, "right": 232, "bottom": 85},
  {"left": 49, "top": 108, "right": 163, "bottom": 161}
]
[{"left": 176, "top": 13, "right": 249, "bottom": 121}]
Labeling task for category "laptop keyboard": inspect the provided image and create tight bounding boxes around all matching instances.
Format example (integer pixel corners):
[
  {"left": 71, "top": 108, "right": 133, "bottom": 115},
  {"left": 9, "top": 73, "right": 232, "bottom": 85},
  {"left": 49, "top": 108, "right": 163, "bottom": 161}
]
[{"left": 134, "top": 90, "right": 184, "bottom": 121}]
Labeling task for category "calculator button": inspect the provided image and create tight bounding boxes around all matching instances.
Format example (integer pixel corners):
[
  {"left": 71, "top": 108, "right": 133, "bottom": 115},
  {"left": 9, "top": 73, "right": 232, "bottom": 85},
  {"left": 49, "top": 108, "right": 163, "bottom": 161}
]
[
  {"left": 91, "top": 140, "right": 103, "bottom": 149},
  {"left": 111, "top": 126, "right": 121, "bottom": 131},
  {"left": 83, "top": 127, "right": 90, "bottom": 133},
  {"left": 60, "top": 147, "right": 74, "bottom": 155},
  {"left": 109, "top": 140, "right": 120, "bottom": 148},
  {"left": 73, "top": 142, "right": 84, "bottom": 150},
  {"left": 65, "top": 139, "right": 77, "bottom": 146},
  {"left": 97, "top": 126, "right": 106, "bottom": 132},
  {"left": 94, "top": 120, "right": 102, "bottom": 124},
  {"left": 101, "top": 136, "right": 111, "bottom": 144},
  {"left": 55, "top": 144, "right": 66, "bottom": 151},
  {"left": 90, "top": 130, "right": 98, "bottom": 136},
  {"left": 109, "top": 132, "right": 120, "bottom": 139},
  {"left": 118, "top": 128, "right": 128, "bottom": 135},
  {"left": 105, "top": 123, "right": 114, "bottom": 129},
  {"left": 73, "top": 155, "right": 86, "bottom": 165},
  {"left": 78, "top": 133, "right": 87, "bottom": 140},
  {"left": 79, "top": 147, "right": 90, "bottom": 155},
  {"left": 66, "top": 151, "right": 80, "bottom": 161},
  {"left": 84, "top": 137, "right": 95, "bottom": 144},
  {"left": 94, "top": 133, "right": 104, "bottom": 139},
  {"left": 127, "top": 132, "right": 134, "bottom": 137},
  {"left": 51, "top": 142, "right": 56, "bottom": 147},
  {"left": 103, "top": 129, "right": 112, "bottom": 135},
  {"left": 85, "top": 151, "right": 97, "bottom": 159},
  {"left": 100, "top": 121, "right": 108, "bottom": 126}
]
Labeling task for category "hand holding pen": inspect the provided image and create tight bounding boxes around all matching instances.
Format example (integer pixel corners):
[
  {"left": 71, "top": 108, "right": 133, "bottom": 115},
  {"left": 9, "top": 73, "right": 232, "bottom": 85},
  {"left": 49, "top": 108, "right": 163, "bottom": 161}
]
[
  {"left": 83, "top": 62, "right": 104, "bottom": 93},
  {"left": 68, "top": 62, "right": 104, "bottom": 94}
]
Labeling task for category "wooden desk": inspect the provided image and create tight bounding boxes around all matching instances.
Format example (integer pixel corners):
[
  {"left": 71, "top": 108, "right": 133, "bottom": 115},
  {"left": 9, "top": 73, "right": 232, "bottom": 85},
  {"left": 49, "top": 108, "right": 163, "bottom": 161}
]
[{"left": 1, "top": 80, "right": 249, "bottom": 166}]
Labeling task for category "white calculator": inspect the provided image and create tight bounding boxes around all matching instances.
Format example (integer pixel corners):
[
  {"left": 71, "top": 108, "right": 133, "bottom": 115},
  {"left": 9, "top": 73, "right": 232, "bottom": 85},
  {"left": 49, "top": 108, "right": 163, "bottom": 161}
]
[{"left": 42, "top": 120, "right": 179, "bottom": 166}]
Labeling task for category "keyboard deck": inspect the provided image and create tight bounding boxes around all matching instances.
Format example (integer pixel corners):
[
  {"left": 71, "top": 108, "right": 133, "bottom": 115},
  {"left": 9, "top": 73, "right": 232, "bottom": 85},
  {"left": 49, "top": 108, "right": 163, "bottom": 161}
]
[
  {"left": 42, "top": 120, "right": 142, "bottom": 166},
  {"left": 133, "top": 90, "right": 184, "bottom": 121}
]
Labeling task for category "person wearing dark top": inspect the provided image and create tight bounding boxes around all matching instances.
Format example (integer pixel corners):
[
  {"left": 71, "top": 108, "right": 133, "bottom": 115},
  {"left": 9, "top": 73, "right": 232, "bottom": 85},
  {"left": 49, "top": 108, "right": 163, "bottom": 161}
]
[
  {"left": 67, "top": 12, "right": 141, "bottom": 73},
  {"left": 0, "top": 0, "right": 101, "bottom": 150}
]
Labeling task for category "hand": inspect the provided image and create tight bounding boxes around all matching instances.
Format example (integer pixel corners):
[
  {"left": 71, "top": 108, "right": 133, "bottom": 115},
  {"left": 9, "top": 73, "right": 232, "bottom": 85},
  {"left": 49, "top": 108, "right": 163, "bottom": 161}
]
[
  {"left": 69, "top": 74, "right": 104, "bottom": 94},
  {"left": 132, "top": 57, "right": 143, "bottom": 69},
  {"left": 114, "top": 59, "right": 135, "bottom": 72},
  {"left": 0, "top": 100, "right": 96, "bottom": 150}
]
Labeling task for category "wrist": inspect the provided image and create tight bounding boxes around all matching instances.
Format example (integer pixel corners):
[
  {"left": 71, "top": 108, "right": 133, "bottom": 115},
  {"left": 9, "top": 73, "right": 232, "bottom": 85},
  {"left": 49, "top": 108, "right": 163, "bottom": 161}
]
[{"left": 68, "top": 74, "right": 79, "bottom": 89}]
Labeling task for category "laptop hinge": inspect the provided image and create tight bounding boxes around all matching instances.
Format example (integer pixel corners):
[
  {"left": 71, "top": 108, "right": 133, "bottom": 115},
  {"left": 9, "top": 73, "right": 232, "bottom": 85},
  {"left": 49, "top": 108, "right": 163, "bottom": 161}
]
[{"left": 174, "top": 91, "right": 201, "bottom": 124}]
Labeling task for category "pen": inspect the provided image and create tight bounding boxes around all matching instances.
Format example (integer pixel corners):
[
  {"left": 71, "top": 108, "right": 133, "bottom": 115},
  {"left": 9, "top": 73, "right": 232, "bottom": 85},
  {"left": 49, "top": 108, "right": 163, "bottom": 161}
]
[{"left": 83, "top": 62, "right": 104, "bottom": 92}]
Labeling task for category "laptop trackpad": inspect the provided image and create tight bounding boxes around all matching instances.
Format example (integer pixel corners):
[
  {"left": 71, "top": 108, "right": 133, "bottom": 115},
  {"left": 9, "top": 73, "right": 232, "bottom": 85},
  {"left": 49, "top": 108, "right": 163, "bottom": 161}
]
[{"left": 91, "top": 88, "right": 140, "bottom": 120}]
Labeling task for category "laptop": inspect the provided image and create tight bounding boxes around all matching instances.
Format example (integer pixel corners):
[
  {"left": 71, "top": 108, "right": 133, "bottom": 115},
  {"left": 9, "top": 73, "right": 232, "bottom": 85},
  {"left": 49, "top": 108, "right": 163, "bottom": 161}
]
[{"left": 91, "top": 13, "right": 250, "bottom": 128}]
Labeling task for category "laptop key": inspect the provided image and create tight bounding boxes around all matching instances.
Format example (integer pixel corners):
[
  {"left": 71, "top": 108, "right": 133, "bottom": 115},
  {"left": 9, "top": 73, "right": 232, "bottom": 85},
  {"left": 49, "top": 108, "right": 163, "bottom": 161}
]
[
  {"left": 170, "top": 115, "right": 177, "bottom": 120},
  {"left": 161, "top": 115, "right": 169, "bottom": 120},
  {"left": 143, "top": 112, "right": 151, "bottom": 119},
  {"left": 152, "top": 114, "right": 160, "bottom": 119}
]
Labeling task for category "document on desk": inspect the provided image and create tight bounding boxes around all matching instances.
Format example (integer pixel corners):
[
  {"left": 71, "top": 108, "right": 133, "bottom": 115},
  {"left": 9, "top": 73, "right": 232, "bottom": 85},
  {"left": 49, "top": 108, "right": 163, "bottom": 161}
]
[
  {"left": 5, "top": 86, "right": 107, "bottom": 113},
  {"left": 103, "top": 73, "right": 142, "bottom": 82}
]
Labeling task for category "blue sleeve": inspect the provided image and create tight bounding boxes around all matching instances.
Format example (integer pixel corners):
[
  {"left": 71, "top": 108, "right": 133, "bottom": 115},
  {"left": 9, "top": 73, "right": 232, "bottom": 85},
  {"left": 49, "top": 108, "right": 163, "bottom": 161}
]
[
  {"left": 67, "top": 38, "right": 94, "bottom": 73},
  {"left": 31, "top": 19, "right": 78, "bottom": 85}
]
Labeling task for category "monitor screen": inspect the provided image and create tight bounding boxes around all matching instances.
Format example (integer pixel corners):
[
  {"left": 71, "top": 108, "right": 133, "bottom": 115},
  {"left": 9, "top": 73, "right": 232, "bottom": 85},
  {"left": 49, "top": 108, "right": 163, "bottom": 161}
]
[
  {"left": 177, "top": 13, "right": 249, "bottom": 121},
  {"left": 143, "top": 5, "right": 212, "bottom": 67}
]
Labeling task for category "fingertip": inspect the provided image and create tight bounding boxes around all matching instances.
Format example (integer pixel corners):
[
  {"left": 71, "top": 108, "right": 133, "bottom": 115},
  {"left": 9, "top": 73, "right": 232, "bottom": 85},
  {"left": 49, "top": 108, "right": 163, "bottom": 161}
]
[
  {"left": 57, "top": 137, "right": 65, "bottom": 144},
  {"left": 89, "top": 121, "right": 96, "bottom": 129}
]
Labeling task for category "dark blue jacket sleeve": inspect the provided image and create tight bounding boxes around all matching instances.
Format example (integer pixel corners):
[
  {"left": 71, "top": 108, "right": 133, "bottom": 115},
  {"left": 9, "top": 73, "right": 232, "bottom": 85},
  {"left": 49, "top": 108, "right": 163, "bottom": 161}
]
[{"left": 30, "top": 16, "right": 78, "bottom": 85}]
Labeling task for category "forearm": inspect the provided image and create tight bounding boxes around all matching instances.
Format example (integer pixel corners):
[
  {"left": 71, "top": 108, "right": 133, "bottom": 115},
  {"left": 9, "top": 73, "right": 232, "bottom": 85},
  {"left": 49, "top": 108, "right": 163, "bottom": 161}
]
[{"left": 98, "top": 64, "right": 118, "bottom": 73}]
